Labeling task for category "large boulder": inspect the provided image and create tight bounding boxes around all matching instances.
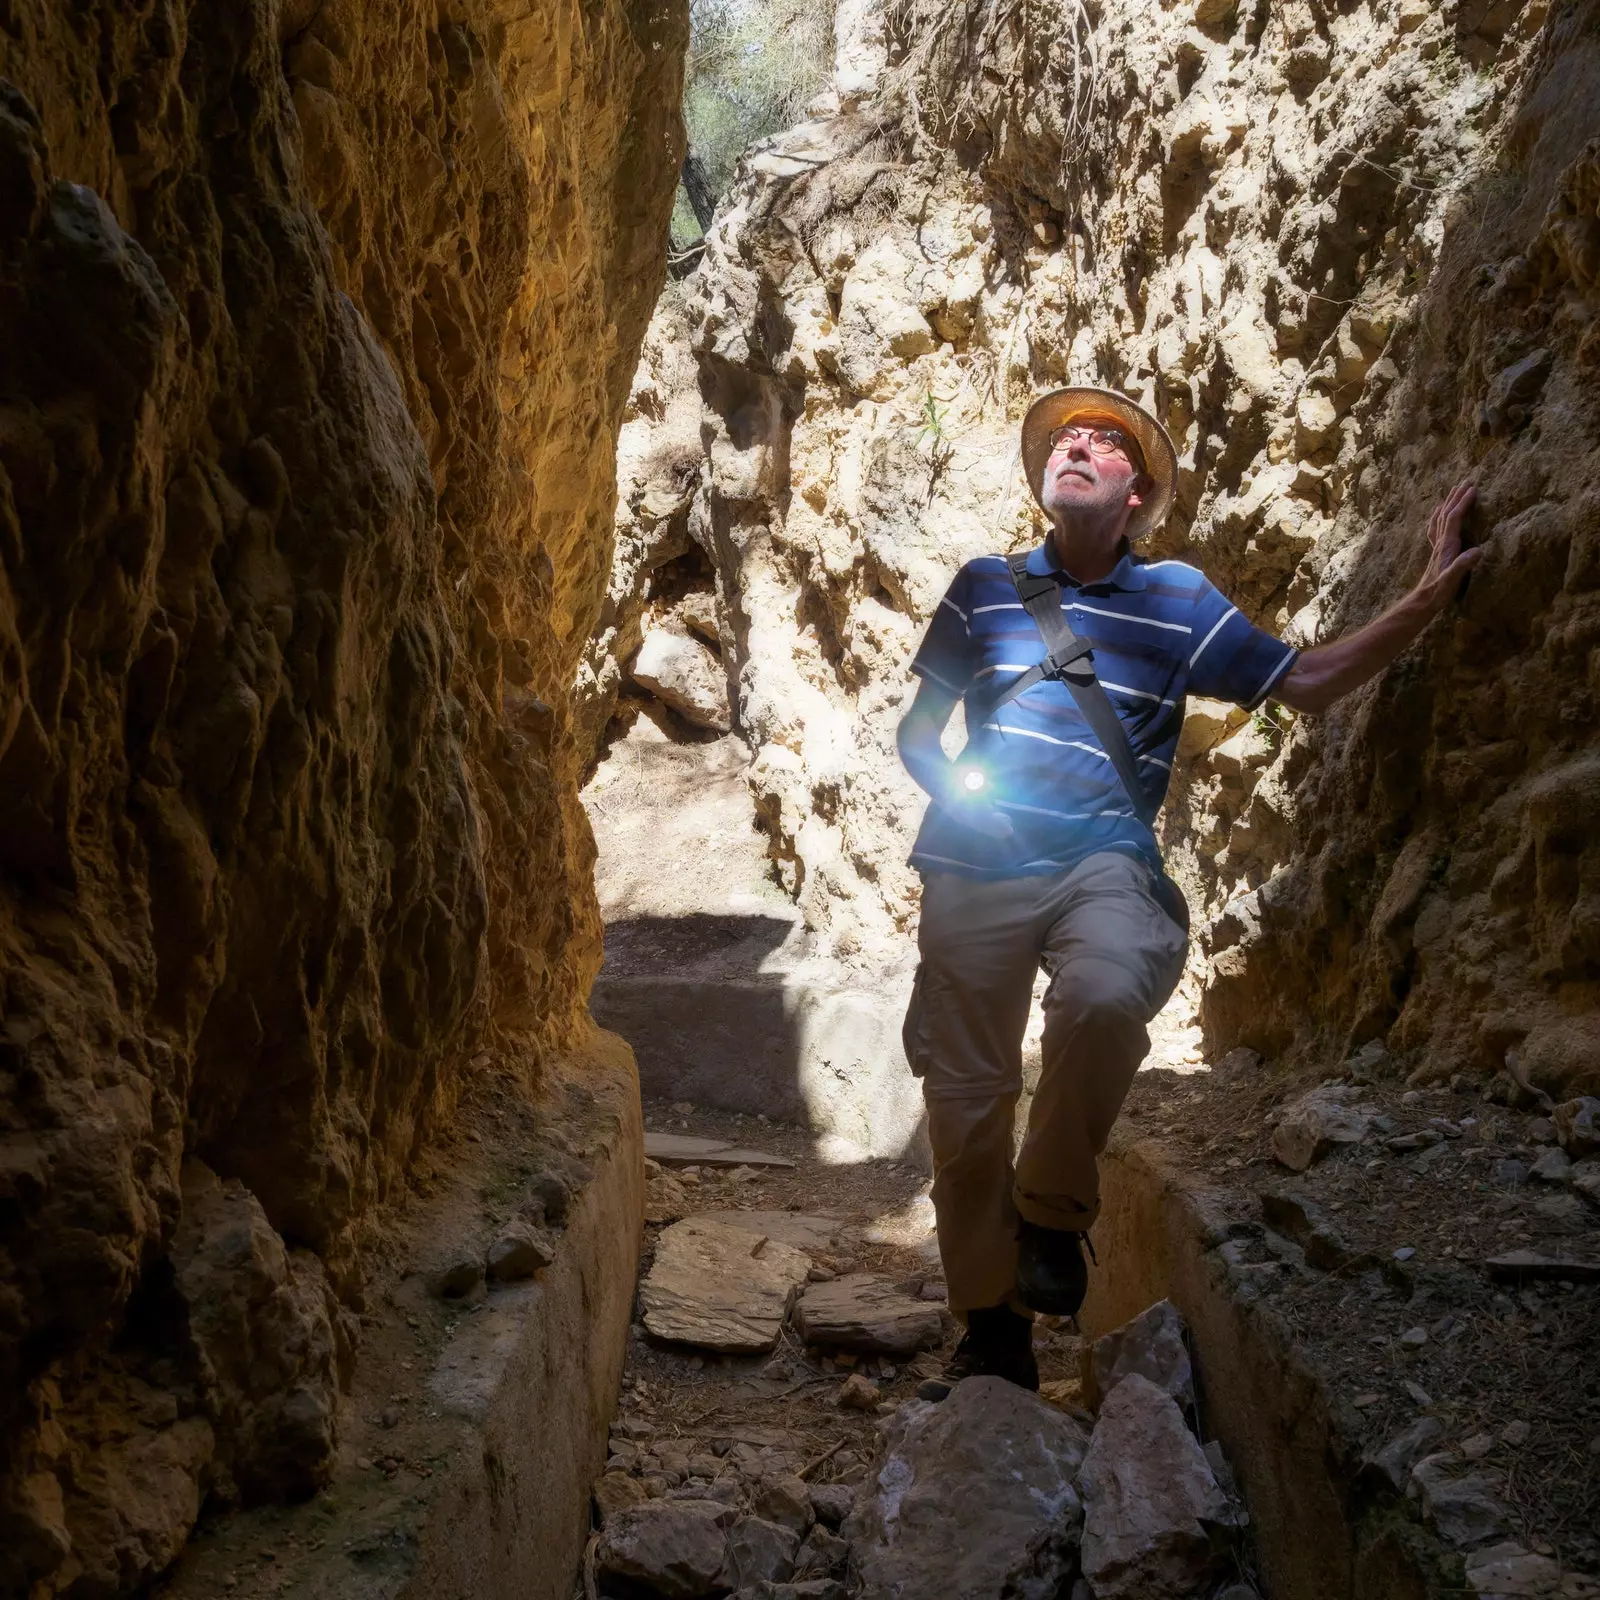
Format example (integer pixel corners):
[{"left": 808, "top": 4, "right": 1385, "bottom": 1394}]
[
  {"left": 843, "top": 1376, "right": 1088, "bottom": 1598},
  {"left": 1077, "top": 1374, "right": 1231, "bottom": 1599},
  {"left": 631, "top": 626, "right": 730, "bottom": 731}
]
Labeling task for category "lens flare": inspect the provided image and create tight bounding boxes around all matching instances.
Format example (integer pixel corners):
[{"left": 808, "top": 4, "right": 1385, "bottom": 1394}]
[{"left": 963, "top": 769, "right": 986, "bottom": 792}]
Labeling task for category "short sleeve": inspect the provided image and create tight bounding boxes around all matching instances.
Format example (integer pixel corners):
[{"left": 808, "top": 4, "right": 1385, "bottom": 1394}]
[
  {"left": 1186, "top": 576, "right": 1298, "bottom": 709},
  {"left": 909, "top": 564, "right": 979, "bottom": 696}
]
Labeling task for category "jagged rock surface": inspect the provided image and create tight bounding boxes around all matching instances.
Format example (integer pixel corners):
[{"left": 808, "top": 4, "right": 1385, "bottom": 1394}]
[
  {"left": 0, "top": 0, "right": 686, "bottom": 1590},
  {"left": 598, "top": 0, "right": 1600, "bottom": 1085}
]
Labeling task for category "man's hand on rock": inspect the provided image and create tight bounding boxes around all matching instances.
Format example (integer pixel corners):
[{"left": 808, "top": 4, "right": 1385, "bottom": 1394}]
[{"left": 1411, "top": 480, "right": 1483, "bottom": 616}]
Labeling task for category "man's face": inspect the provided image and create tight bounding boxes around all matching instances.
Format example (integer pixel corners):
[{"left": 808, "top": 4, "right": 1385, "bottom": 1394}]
[{"left": 1038, "top": 423, "right": 1145, "bottom": 528}]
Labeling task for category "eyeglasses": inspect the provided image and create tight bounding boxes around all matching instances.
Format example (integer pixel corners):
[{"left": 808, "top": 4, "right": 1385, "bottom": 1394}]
[{"left": 1048, "top": 424, "right": 1139, "bottom": 463}]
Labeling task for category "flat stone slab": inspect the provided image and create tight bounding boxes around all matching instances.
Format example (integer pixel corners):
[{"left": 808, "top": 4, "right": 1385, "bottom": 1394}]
[
  {"left": 701, "top": 1211, "right": 845, "bottom": 1252},
  {"left": 795, "top": 1273, "right": 944, "bottom": 1354},
  {"left": 641, "top": 1216, "right": 812, "bottom": 1352},
  {"left": 645, "top": 1132, "right": 797, "bottom": 1169},
  {"left": 1484, "top": 1250, "right": 1600, "bottom": 1282}
]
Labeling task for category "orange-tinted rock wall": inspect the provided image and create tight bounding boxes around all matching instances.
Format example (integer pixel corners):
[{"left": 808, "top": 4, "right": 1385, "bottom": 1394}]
[{"left": 0, "top": 0, "right": 684, "bottom": 1589}]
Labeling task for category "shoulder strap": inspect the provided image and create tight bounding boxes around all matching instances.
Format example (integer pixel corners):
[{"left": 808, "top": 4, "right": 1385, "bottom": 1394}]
[{"left": 985, "top": 553, "right": 1157, "bottom": 827}]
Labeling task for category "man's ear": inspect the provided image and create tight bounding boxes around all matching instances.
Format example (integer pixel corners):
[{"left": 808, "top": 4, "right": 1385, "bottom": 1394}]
[{"left": 1125, "top": 474, "right": 1150, "bottom": 508}]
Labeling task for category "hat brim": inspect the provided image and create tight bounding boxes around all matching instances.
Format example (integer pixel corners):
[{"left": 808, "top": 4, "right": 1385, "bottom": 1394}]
[{"left": 1021, "top": 387, "right": 1178, "bottom": 542}]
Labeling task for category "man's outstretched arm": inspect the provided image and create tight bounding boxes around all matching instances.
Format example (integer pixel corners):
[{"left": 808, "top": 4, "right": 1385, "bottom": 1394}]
[{"left": 1275, "top": 481, "right": 1482, "bottom": 715}]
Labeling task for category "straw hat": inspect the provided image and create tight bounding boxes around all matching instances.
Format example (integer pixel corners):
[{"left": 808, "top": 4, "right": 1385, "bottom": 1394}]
[{"left": 1020, "top": 386, "right": 1178, "bottom": 542}]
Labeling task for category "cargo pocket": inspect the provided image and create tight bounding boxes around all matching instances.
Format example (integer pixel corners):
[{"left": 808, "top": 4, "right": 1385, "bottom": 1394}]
[{"left": 902, "top": 963, "right": 931, "bottom": 1078}]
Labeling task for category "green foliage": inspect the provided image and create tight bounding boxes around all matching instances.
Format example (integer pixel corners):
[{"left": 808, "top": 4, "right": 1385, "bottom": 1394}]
[{"left": 675, "top": 0, "right": 838, "bottom": 235}]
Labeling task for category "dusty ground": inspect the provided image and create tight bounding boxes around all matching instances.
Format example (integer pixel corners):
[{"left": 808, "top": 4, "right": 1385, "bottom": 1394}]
[{"left": 1120, "top": 1061, "right": 1600, "bottom": 1575}]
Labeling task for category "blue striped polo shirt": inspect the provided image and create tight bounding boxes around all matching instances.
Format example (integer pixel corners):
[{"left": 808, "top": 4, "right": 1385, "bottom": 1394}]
[{"left": 907, "top": 541, "right": 1298, "bottom": 878}]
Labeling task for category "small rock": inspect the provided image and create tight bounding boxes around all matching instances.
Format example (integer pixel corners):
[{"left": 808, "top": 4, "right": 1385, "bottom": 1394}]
[
  {"left": 647, "top": 1172, "right": 691, "bottom": 1224},
  {"left": 806, "top": 1265, "right": 836, "bottom": 1283},
  {"left": 918, "top": 1281, "right": 947, "bottom": 1302},
  {"left": 749, "top": 1475, "right": 814, "bottom": 1536},
  {"left": 1530, "top": 1148, "right": 1573, "bottom": 1185},
  {"left": 1351, "top": 1393, "right": 1380, "bottom": 1409},
  {"left": 1554, "top": 1098, "right": 1600, "bottom": 1158},
  {"left": 1493, "top": 1159, "right": 1532, "bottom": 1187},
  {"left": 595, "top": 1471, "right": 651, "bottom": 1524},
  {"left": 1078, "top": 1374, "right": 1229, "bottom": 1598},
  {"left": 1363, "top": 1416, "right": 1445, "bottom": 1492},
  {"left": 1082, "top": 1298, "right": 1194, "bottom": 1410},
  {"left": 837, "top": 1372, "right": 881, "bottom": 1411},
  {"left": 1410, "top": 1453, "right": 1509, "bottom": 1547},
  {"left": 378, "top": 1406, "right": 401, "bottom": 1429},
  {"left": 1527, "top": 1117, "right": 1559, "bottom": 1145},
  {"left": 1500, "top": 1420, "right": 1531, "bottom": 1447},
  {"left": 689, "top": 1453, "right": 722, "bottom": 1481},
  {"left": 1271, "top": 1088, "right": 1374, "bottom": 1172},
  {"left": 807, "top": 1483, "right": 853, "bottom": 1530},
  {"left": 1404, "top": 1381, "right": 1434, "bottom": 1408},
  {"left": 595, "top": 1501, "right": 729, "bottom": 1597},
  {"left": 1393, "top": 1246, "right": 1416, "bottom": 1262},
  {"left": 429, "top": 1255, "right": 484, "bottom": 1299},
  {"left": 1460, "top": 1434, "right": 1494, "bottom": 1462},
  {"left": 486, "top": 1221, "right": 555, "bottom": 1282},
  {"left": 1399, "top": 1326, "right": 1428, "bottom": 1349},
  {"left": 725, "top": 1516, "right": 801, "bottom": 1587}
]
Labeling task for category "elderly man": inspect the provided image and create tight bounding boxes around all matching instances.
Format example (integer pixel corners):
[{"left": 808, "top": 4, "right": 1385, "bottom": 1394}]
[{"left": 897, "top": 386, "right": 1479, "bottom": 1398}]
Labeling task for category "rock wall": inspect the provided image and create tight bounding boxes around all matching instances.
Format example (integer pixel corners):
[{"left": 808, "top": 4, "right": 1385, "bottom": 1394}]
[
  {"left": 0, "top": 0, "right": 685, "bottom": 1590},
  {"left": 599, "top": 0, "right": 1599, "bottom": 1085}
]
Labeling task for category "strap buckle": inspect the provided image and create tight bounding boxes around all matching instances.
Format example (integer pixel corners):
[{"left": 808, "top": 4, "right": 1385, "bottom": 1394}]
[{"left": 1042, "top": 637, "right": 1095, "bottom": 676}]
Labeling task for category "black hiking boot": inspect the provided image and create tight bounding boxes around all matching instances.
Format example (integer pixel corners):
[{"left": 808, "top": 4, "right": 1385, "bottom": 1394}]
[
  {"left": 1014, "top": 1220, "right": 1092, "bottom": 1317},
  {"left": 915, "top": 1304, "right": 1038, "bottom": 1402}
]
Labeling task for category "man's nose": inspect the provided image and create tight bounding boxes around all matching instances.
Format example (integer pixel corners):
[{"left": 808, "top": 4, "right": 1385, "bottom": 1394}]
[{"left": 1065, "top": 433, "right": 1093, "bottom": 462}]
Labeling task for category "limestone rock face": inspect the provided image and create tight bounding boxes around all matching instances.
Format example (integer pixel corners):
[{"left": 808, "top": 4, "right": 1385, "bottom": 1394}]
[
  {"left": 0, "top": 0, "right": 687, "bottom": 1589},
  {"left": 598, "top": 0, "right": 1600, "bottom": 1085},
  {"left": 843, "top": 1377, "right": 1088, "bottom": 1599}
]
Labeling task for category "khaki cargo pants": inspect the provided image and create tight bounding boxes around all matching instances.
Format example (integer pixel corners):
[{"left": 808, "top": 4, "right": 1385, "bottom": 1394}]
[{"left": 903, "top": 852, "right": 1188, "bottom": 1316}]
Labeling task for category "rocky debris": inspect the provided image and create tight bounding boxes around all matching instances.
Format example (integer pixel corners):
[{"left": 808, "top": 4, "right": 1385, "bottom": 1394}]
[
  {"left": 595, "top": 1501, "right": 732, "bottom": 1597},
  {"left": 1081, "top": 1299, "right": 1194, "bottom": 1410},
  {"left": 1531, "top": 1149, "right": 1574, "bottom": 1185},
  {"left": 795, "top": 1525, "right": 848, "bottom": 1579},
  {"left": 631, "top": 625, "right": 731, "bottom": 732},
  {"left": 1410, "top": 1454, "right": 1510, "bottom": 1547},
  {"left": 730, "top": 1583, "right": 847, "bottom": 1600},
  {"left": 1556, "top": 1099, "right": 1600, "bottom": 1159},
  {"left": 1077, "top": 1375, "right": 1230, "bottom": 1599},
  {"left": 843, "top": 1378, "right": 1088, "bottom": 1600},
  {"left": 485, "top": 1221, "right": 555, "bottom": 1282},
  {"left": 646, "top": 1134, "right": 797, "bottom": 1169},
  {"left": 640, "top": 1217, "right": 813, "bottom": 1352},
  {"left": 1574, "top": 1161, "right": 1600, "bottom": 1205},
  {"left": 795, "top": 1275, "right": 944, "bottom": 1354},
  {"left": 1259, "top": 1191, "right": 1365, "bottom": 1271},
  {"left": 725, "top": 1517, "right": 801, "bottom": 1588},
  {"left": 837, "top": 1373, "right": 881, "bottom": 1410},
  {"left": 1270, "top": 1088, "right": 1375, "bottom": 1172},
  {"left": 648, "top": 1172, "right": 692, "bottom": 1224}
]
